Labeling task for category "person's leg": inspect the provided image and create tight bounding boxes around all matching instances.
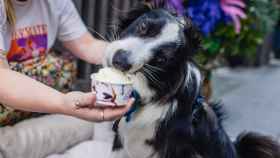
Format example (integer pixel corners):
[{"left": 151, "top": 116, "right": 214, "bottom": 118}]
[
  {"left": 0, "top": 115, "right": 93, "bottom": 158},
  {"left": 46, "top": 141, "right": 113, "bottom": 158}
]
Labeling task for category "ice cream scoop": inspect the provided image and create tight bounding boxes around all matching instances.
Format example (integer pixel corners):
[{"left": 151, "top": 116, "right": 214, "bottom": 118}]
[{"left": 91, "top": 68, "right": 133, "bottom": 106}]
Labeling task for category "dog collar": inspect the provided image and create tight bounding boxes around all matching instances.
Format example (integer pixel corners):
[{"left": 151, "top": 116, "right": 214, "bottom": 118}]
[
  {"left": 124, "top": 90, "right": 205, "bottom": 123},
  {"left": 192, "top": 95, "right": 206, "bottom": 122},
  {"left": 124, "top": 90, "right": 141, "bottom": 122},
  {"left": 193, "top": 95, "right": 205, "bottom": 110}
]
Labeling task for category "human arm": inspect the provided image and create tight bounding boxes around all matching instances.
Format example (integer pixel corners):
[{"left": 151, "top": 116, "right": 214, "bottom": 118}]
[
  {"left": 63, "top": 32, "right": 108, "bottom": 65},
  {"left": 0, "top": 56, "right": 133, "bottom": 122},
  {"left": 56, "top": 0, "right": 108, "bottom": 65},
  {"left": 0, "top": 64, "right": 65, "bottom": 113},
  {"left": 0, "top": 0, "right": 133, "bottom": 122}
]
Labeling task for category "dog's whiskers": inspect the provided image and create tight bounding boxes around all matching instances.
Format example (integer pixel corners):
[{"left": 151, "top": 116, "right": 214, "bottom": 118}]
[
  {"left": 111, "top": 26, "right": 118, "bottom": 41},
  {"left": 143, "top": 65, "right": 165, "bottom": 87},
  {"left": 107, "top": 31, "right": 117, "bottom": 42},
  {"left": 143, "top": 66, "right": 161, "bottom": 80},
  {"left": 107, "top": 25, "right": 120, "bottom": 42},
  {"left": 86, "top": 26, "right": 110, "bottom": 42},
  {"left": 144, "top": 65, "right": 158, "bottom": 74},
  {"left": 114, "top": 29, "right": 120, "bottom": 41},
  {"left": 142, "top": 67, "right": 163, "bottom": 88},
  {"left": 144, "top": 64, "right": 165, "bottom": 72}
]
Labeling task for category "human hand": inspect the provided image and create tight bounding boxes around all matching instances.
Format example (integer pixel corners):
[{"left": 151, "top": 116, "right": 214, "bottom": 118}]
[{"left": 61, "top": 91, "right": 134, "bottom": 122}]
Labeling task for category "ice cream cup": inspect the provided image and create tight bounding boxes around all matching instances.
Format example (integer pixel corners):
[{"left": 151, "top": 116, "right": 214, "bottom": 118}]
[{"left": 91, "top": 68, "right": 133, "bottom": 106}]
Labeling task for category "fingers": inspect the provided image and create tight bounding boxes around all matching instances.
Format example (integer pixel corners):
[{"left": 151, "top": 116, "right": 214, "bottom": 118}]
[
  {"left": 72, "top": 97, "right": 135, "bottom": 122},
  {"left": 103, "top": 98, "right": 135, "bottom": 121},
  {"left": 75, "top": 92, "right": 96, "bottom": 109},
  {"left": 73, "top": 108, "right": 102, "bottom": 122},
  {"left": 87, "top": 92, "right": 96, "bottom": 109}
]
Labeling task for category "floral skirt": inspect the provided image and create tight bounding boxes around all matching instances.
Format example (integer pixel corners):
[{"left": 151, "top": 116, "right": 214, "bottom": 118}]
[{"left": 0, "top": 52, "right": 77, "bottom": 127}]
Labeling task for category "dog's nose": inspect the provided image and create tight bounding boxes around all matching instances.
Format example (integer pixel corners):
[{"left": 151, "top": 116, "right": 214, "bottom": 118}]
[{"left": 112, "top": 49, "right": 132, "bottom": 71}]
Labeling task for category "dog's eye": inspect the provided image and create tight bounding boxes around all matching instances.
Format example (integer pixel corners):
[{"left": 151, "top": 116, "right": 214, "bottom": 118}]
[{"left": 137, "top": 21, "right": 149, "bottom": 36}]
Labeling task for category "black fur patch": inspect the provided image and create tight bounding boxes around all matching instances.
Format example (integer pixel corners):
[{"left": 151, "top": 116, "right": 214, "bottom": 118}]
[
  {"left": 112, "top": 119, "right": 123, "bottom": 151},
  {"left": 235, "top": 132, "right": 280, "bottom": 158}
]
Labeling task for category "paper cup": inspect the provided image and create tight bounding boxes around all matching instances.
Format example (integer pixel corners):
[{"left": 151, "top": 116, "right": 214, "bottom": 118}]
[{"left": 91, "top": 74, "right": 133, "bottom": 106}]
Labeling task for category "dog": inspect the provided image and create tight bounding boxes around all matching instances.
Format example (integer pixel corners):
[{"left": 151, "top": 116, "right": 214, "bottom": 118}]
[{"left": 102, "top": 1, "right": 280, "bottom": 158}]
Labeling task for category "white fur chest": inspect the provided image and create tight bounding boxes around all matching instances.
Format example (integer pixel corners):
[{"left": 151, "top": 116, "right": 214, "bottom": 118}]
[{"left": 118, "top": 103, "right": 170, "bottom": 158}]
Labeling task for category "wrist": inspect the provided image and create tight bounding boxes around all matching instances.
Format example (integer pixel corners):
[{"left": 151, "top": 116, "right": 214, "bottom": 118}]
[{"left": 55, "top": 93, "right": 71, "bottom": 115}]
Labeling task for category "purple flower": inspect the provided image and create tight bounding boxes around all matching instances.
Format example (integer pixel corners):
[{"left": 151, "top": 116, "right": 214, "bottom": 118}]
[
  {"left": 151, "top": 0, "right": 247, "bottom": 35},
  {"left": 187, "top": 0, "right": 227, "bottom": 35}
]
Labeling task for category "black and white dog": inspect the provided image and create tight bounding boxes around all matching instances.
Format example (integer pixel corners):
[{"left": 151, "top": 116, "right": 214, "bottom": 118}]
[{"left": 102, "top": 1, "right": 280, "bottom": 158}]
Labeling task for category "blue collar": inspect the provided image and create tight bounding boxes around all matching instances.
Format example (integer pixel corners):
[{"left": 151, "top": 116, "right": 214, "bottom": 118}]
[
  {"left": 193, "top": 95, "right": 205, "bottom": 110},
  {"left": 124, "top": 90, "right": 142, "bottom": 122},
  {"left": 124, "top": 90, "right": 205, "bottom": 123}
]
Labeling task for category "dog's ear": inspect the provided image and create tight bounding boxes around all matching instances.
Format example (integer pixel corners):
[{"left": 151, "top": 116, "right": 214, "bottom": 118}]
[
  {"left": 117, "top": 4, "right": 151, "bottom": 33},
  {"left": 184, "top": 63, "right": 202, "bottom": 105},
  {"left": 183, "top": 17, "right": 202, "bottom": 57},
  {"left": 174, "top": 63, "right": 202, "bottom": 115}
]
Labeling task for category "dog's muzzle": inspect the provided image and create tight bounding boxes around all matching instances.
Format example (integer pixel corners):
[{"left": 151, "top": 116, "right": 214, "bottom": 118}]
[{"left": 112, "top": 49, "right": 132, "bottom": 72}]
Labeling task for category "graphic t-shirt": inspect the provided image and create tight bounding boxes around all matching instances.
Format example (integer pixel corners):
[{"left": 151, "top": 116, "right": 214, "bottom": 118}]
[
  {"left": 0, "top": 0, "right": 87, "bottom": 62},
  {"left": 8, "top": 24, "right": 48, "bottom": 61}
]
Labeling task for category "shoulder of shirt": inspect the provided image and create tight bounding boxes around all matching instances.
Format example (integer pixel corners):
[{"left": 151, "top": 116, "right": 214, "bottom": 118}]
[
  {"left": 43, "top": 0, "right": 74, "bottom": 15},
  {"left": 44, "top": 0, "right": 72, "bottom": 10}
]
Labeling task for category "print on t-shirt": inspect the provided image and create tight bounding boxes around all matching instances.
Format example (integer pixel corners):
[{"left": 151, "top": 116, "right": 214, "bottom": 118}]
[{"left": 7, "top": 24, "right": 47, "bottom": 62}]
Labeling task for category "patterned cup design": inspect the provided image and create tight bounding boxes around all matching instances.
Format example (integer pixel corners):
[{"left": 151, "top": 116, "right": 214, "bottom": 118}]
[{"left": 91, "top": 74, "right": 133, "bottom": 106}]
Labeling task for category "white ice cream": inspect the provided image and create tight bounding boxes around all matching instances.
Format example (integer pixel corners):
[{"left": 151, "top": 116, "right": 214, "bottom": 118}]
[{"left": 93, "top": 68, "right": 132, "bottom": 84}]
